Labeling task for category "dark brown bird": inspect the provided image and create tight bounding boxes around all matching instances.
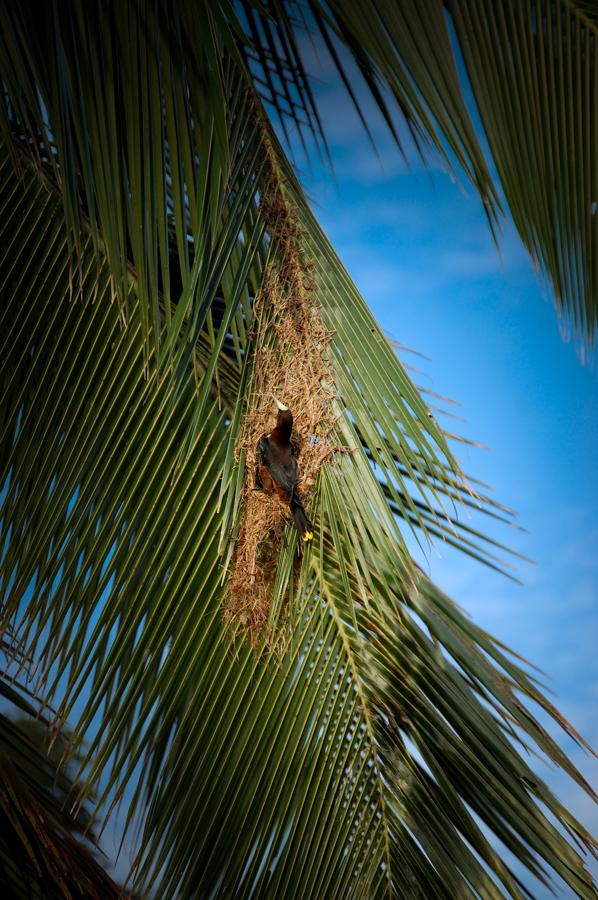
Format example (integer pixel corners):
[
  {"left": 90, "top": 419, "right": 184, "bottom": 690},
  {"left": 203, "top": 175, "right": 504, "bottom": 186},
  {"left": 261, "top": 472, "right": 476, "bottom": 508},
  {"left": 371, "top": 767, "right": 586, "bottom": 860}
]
[{"left": 255, "top": 397, "right": 313, "bottom": 542}]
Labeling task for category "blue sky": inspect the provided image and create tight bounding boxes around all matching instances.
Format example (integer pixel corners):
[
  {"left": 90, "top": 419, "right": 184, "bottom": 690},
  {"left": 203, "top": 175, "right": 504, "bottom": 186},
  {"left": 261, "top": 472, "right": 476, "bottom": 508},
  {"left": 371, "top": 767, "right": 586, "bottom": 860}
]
[{"left": 286, "top": 45, "right": 598, "bottom": 898}]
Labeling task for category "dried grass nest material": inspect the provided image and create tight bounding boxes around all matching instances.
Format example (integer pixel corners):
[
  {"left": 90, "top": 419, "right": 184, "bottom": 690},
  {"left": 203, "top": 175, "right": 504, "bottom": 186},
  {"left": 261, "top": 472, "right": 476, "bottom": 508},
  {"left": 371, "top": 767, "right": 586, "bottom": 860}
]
[{"left": 224, "top": 263, "right": 337, "bottom": 643}]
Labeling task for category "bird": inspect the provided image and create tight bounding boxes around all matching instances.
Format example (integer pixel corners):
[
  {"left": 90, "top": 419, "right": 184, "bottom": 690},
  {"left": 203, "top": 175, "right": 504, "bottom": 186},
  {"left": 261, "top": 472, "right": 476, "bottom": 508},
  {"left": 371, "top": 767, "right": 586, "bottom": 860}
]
[{"left": 255, "top": 397, "right": 314, "bottom": 542}]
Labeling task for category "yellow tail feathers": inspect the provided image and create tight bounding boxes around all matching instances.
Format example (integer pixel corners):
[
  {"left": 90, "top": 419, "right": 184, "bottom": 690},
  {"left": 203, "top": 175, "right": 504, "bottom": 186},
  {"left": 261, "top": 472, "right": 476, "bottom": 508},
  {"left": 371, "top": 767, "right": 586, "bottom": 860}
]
[{"left": 302, "top": 530, "right": 313, "bottom": 542}]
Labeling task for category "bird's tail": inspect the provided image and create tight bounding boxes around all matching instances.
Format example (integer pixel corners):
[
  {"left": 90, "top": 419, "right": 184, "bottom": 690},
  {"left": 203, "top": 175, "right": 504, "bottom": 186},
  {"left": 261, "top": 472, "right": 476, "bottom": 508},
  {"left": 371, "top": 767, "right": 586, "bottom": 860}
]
[{"left": 290, "top": 497, "right": 313, "bottom": 542}]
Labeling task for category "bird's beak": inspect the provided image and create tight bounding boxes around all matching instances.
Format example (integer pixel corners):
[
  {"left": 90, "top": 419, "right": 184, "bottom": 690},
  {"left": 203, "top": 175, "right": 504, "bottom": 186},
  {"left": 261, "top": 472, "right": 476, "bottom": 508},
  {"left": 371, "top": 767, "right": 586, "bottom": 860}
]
[{"left": 273, "top": 395, "right": 289, "bottom": 412}]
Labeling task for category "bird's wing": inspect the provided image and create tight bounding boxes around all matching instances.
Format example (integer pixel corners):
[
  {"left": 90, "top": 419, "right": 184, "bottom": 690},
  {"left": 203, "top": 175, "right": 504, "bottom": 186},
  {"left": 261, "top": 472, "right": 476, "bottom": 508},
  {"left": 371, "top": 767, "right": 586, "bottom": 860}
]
[
  {"left": 256, "top": 436, "right": 270, "bottom": 466},
  {"left": 260, "top": 438, "right": 297, "bottom": 501}
]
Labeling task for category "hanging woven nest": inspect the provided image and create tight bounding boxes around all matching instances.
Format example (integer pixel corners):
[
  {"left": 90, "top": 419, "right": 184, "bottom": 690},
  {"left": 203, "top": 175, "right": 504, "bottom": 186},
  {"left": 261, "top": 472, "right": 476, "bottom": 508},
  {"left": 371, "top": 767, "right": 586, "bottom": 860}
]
[{"left": 224, "top": 162, "right": 337, "bottom": 645}]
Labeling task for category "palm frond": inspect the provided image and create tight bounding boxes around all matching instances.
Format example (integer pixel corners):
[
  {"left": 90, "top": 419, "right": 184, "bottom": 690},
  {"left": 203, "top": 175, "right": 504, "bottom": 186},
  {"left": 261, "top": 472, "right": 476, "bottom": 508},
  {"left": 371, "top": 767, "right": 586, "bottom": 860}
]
[
  {"left": 1, "top": 108, "right": 595, "bottom": 898},
  {"left": 234, "top": 0, "right": 598, "bottom": 349},
  {"left": 0, "top": 0, "right": 245, "bottom": 370},
  {"left": 2, "top": 1, "right": 596, "bottom": 348},
  {"left": 0, "top": 3, "right": 596, "bottom": 898},
  {"left": 448, "top": 0, "right": 598, "bottom": 350}
]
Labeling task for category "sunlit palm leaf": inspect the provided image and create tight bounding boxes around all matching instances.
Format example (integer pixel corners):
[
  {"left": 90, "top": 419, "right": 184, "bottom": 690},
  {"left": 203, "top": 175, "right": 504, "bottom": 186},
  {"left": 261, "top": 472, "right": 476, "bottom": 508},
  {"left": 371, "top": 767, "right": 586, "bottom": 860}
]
[
  {"left": 0, "top": 0, "right": 244, "bottom": 370},
  {"left": 0, "top": 3, "right": 596, "bottom": 899},
  {"left": 3, "top": 1, "right": 595, "bottom": 347},
  {"left": 1, "top": 129, "right": 596, "bottom": 900}
]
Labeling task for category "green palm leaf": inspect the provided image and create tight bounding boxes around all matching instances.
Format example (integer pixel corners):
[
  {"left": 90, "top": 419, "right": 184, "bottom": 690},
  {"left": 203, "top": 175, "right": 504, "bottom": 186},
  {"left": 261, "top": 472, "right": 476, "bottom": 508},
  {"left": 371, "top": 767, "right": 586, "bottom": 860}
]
[
  {"left": 0, "top": 3, "right": 596, "bottom": 898},
  {"left": 449, "top": 0, "right": 598, "bottom": 351},
  {"left": 239, "top": 0, "right": 598, "bottom": 350}
]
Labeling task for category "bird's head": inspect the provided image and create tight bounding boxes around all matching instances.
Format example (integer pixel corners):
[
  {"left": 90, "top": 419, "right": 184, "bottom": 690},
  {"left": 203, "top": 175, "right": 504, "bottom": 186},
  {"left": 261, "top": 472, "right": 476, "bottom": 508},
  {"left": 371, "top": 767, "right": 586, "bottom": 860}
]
[{"left": 272, "top": 395, "right": 293, "bottom": 432}]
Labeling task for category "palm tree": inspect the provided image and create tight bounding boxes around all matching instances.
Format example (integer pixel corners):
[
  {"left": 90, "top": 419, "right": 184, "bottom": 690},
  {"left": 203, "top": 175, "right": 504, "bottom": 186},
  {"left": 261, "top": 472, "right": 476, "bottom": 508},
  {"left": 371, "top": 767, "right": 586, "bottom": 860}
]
[{"left": 0, "top": 1, "right": 596, "bottom": 896}]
